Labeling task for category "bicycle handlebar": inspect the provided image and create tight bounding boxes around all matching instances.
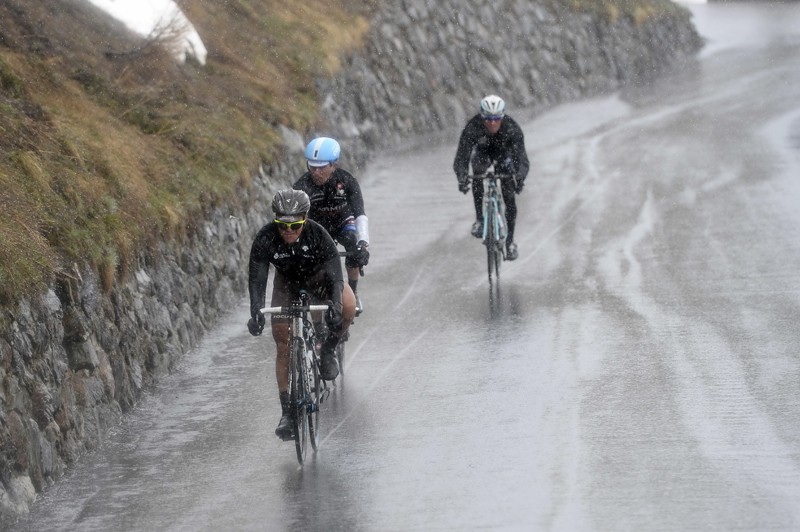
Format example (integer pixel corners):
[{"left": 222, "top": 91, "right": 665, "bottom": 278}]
[
  {"left": 338, "top": 251, "right": 365, "bottom": 277},
  {"left": 260, "top": 304, "right": 329, "bottom": 314},
  {"left": 465, "top": 172, "right": 516, "bottom": 181}
]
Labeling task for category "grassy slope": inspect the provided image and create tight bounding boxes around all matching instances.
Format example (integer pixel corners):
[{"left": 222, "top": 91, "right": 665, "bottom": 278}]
[
  {"left": 0, "top": 0, "right": 677, "bottom": 304},
  {"left": 0, "top": 0, "right": 372, "bottom": 302},
  {"left": 569, "top": 0, "right": 685, "bottom": 24}
]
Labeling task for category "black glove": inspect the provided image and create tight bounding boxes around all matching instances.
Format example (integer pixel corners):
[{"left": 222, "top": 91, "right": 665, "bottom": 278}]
[
  {"left": 247, "top": 310, "right": 265, "bottom": 336},
  {"left": 498, "top": 157, "right": 515, "bottom": 176},
  {"left": 355, "top": 241, "right": 370, "bottom": 267},
  {"left": 457, "top": 175, "right": 469, "bottom": 194},
  {"left": 325, "top": 300, "right": 344, "bottom": 332},
  {"left": 514, "top": 176, "right": 525, "bottom": 194}
]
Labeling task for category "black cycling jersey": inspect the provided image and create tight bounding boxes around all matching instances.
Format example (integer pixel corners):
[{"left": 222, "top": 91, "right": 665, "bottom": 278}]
[
  {"left": 453, "top": 114, "right": 530, "bottom": 179},
  {"left": 248, "top": 219, "right": 343, "bottom": 316},
  {"left": 293, "top": 168, "right": 366, "bottom": 236}
]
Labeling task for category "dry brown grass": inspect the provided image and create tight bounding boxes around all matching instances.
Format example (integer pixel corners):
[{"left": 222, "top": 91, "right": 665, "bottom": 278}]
[
  {"left": 568, "top": 0, "right": 683, "bottom": 23},
  {"left": 0, "top": 0, "right": 372, "bottom": 302}
]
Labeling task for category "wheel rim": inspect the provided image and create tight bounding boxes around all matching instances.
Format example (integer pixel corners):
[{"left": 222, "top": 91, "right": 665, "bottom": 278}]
[
  {"left": 487, "top": 214, "right": 499, "bottom": 306},
  {"left": 291, "top": 339, "right": 309, "bottom": 464},
  {"left": 308, "top": 344, "right": 321, "bottom": 450},
  {"left": 336, "top": 342, "right": 345, "bottom": 376},
  {"left": 493, "top": 241, "right": 502, "bottom": 307}
]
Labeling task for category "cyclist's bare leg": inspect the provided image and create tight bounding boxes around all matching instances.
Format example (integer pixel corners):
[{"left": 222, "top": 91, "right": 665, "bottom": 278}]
[
  {"left": 268, "top": 274, "right": 297, "bottom": 437},
  {"left": 346, "top": 266, "right": 360, "bottom": 285},
  {"left": 345, "top": 266, "right": 363, "bottom": 313},
  {"left": 271, "top": 321, "right": 294, "bottom": 439},
  {"left": 338, "top": 230, "right": 364, "bottom": 309},
  {"left": 317, "top": 284, "right": 355, "bottom": 380},
  {"left": 341, "top": 283, "right": 356, "bottom": 332},
  {"left": 271, "top": 322, "right": 291, "bottom": 393},
  {"left": 469, "top": 154, "right": 492, "bottom": 231},
  {"left": 501, "top": 183, "right": 517, "bottom": 243}
]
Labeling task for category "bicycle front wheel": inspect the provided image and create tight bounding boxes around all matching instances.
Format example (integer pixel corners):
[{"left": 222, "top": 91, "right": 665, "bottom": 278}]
[
  {"left": 486, "top": 215, "right": 502, "bottom": 309},
  {"left": 308, "top": 342, "right": 322, "bottom": 451},
  {"left": 290, "top": 338, "right": 310, "bottom": 464}
]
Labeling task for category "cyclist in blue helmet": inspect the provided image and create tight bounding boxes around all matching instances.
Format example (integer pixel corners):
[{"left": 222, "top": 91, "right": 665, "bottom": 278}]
[
  {"left": 247, "top": 189, "right": 356, "bottom": 440},
  {"left": 453, "top": 94, "right": 529, "bottom": 261},
  {"left": 293, "top": 137, "right": 370, "bottom": 314}
]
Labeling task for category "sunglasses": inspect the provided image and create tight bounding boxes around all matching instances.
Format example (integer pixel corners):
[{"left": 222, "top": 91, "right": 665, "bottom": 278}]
[
  {"left": 483, "top": 115, "right": 504, "bottom": 122},
  {"left": 307, "top": 163, "right": 331, "bottom": 171},
  {"left": 274, "top": 218, "right": 306, "bottom": 231}
]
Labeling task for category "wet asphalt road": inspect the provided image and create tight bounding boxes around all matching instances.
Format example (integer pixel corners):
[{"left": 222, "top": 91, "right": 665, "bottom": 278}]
[{"left": 12, "top": 2, "right": 800, "bottom": 530}]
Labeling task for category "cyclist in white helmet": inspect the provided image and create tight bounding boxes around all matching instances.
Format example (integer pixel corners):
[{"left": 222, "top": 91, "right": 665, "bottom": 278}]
[
  {"left": 453, "top": 94, "right": 529, "bottom": 261},
  {"left": 293, "top": 137, "right": 370, "bottom": 313}
]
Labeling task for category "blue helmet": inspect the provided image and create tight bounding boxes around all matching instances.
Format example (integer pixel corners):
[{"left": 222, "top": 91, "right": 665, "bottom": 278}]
[{"left": 304, "top": 137, "right": 340, "bottom": 167}]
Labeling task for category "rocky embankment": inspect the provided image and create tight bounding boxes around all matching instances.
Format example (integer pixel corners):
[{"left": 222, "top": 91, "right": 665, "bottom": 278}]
[{"left": 0, "top": 0, "right": 701, "bottom": 524}]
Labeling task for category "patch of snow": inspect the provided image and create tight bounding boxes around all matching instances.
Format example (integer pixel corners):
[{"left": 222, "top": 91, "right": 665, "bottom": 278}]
[{"left": 86, "top": 0, "right": 207, "bottom": 65}]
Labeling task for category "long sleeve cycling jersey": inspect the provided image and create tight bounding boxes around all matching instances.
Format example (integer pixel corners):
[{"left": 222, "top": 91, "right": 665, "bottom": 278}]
[
  {"left": 247, "top": 219, "right": 343, "bottom": 317},
  {"left": 453, "top": 114, "right": 530, "bottom": 180},
  {"left": 293, "top": 168, "right": 369, "bottom": 242}
]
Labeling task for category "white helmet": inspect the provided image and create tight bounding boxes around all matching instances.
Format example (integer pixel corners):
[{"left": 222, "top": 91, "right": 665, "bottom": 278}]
[{"left": 480, "top": 94, "right": 505, "bottom": 118}]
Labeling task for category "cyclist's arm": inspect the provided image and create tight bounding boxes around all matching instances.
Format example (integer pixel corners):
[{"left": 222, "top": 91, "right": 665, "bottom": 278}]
[
  {"left": 320, "top": 235, "right": 345, "bottom": 308},
  {"left": 453, "top": 117, "right": 481, "bottom": 176},
  {"left": 247, "top": 233, "right": 272, "bottom": 316},
  {"left": 510, "top": 122, "right": 530, "bottom": 180},
  {"left": 342, "top": 173, "right": 370, "bottom": 244},
  {"left": 324, "top": 255, "right": 344, "bottom": 309},
  {"left": 355, "top": 215, "right": 369, "bottom": 245}
]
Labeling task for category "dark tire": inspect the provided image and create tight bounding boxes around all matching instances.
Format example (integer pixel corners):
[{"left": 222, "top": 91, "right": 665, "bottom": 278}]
[
  {"left": 290, "top": 338, "right": 309, "bottom": 464},
  {"left": 492, "top": 239, "right": 503, "bottom": 312},
  {"left": 486, "top": 209, "right": 501, "bottom": 311},
  {"left": 308, "top": 341, "right": 321, "bottom": 451},
  {"left": 336, "top": 340, "right": 345, "bottom": 377}
]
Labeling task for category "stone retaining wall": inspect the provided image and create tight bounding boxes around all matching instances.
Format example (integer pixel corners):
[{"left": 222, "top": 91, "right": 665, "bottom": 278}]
[{"left": 320, "top": 0, "right": 702, "bottom": 167}]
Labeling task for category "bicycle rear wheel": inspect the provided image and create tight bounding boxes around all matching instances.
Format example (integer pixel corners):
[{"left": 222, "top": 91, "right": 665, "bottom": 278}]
[
  {"left": 290, "top": 338, "right": 310, "bottom": 464},
  {"left": 336, "top": 340, "right": 345, "bottom": 376},
  {"left": 492, "top": 240, "right": 503, "bottom": 306}
]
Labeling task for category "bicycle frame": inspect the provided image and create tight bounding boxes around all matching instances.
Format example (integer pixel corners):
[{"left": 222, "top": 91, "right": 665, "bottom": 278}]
[
  {"left": 466, "top": 172, "right": 514, "bottom": 312},
  {"left": 480, "top": 175, "right": 509, "bottom": 247},
  {"left": 467, "top": 172, "right": 513, "bottom": 250},
  {"left": 261, "top": 292, "right": 328, "bottom": 464}
]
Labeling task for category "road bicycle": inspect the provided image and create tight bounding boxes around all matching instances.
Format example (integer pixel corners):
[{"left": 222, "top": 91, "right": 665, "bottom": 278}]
[
  {"left": 313, "top": 318, "right": 348, "bottom": 378},
  {"left": 335, "top": 247, "right": 365, "bottom": 317},
  {"left": 261, "top": 291, "right": 330, "bottom": 464},
  {"left": 320, "top": 248, "right": 365, "bottom": 376},
  {"left": 465, "top": 172, "right": 515, "bottom": 311}
]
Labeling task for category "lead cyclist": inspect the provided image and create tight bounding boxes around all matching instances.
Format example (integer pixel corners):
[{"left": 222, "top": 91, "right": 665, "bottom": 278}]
[
  {"left": 247, "top": 190, "right": 356, "bottom": 440},
  {"left": 293, "top": 137, "right": 370, "bottom": 313}
]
